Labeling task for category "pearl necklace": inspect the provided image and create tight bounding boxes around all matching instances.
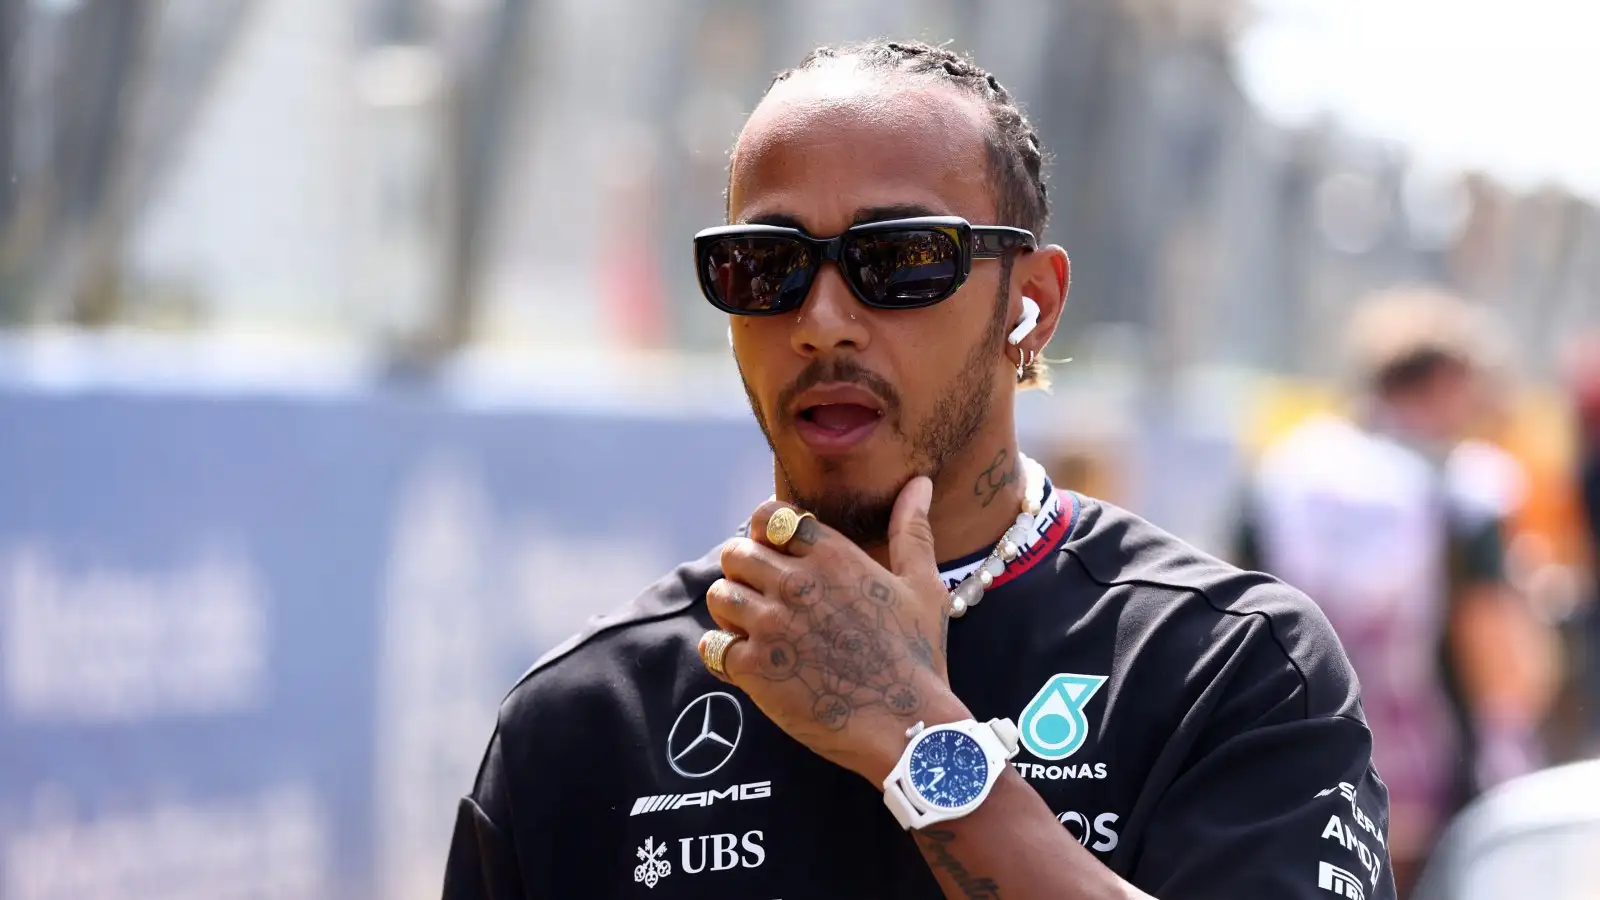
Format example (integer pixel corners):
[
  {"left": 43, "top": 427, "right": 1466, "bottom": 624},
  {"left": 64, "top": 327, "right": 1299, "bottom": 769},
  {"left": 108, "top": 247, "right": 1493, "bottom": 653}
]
[{"left": 948, "top": 453, "right": 1047, "bottom": 618}]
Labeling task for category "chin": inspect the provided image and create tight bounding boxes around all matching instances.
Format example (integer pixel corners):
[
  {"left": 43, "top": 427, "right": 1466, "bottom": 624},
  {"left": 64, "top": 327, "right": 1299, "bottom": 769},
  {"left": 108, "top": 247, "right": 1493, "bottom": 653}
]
[
  {"left": 779, "top": 449, "right": 908, "bottom": 546},
  {"left": 784, "top": 443, "right": 896, "bottom": 492}
]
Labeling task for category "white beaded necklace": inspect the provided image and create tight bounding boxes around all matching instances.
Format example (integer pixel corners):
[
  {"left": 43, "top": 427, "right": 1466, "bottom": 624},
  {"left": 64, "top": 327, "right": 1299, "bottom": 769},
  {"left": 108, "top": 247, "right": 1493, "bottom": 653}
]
[{"left": 947, "top": 453, "right": 1047, "bottom": 618}]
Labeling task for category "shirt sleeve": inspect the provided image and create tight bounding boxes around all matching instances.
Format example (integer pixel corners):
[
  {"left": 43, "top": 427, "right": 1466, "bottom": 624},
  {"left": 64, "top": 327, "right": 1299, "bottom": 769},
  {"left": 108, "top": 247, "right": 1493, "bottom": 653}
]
[
  {"left": 441, "top": 731, "right": 528, "bottom": 900},
  {"left": 1448, "top": 513, "right": 1508, "bottom": 589},
  {"left": 1132, "top": 715, "right": 1398, "bottom": 900}
]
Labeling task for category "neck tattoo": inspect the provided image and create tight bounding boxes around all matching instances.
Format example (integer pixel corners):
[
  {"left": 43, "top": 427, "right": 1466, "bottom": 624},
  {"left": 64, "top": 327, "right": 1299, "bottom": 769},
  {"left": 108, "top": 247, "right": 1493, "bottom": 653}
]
[{"left": 947, "top": 453, "right": 1046, "bottom": 618}]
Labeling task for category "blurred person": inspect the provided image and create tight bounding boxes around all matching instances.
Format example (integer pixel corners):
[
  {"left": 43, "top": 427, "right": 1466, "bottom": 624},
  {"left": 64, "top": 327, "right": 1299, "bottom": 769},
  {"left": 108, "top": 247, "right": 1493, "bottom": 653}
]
[
  {"left": 1236, "top": 287, "right": 1558, "bottom": 895},
  {"left": 446, "top": 41, "right": 1394, "bottom": 899},
  {"left": 1569, "top": 333, "right": 1600, "bottom": 749},
  {"left": 1583, "top": 378, "right": 1600, "bottom": 561},
  {"left": 1482, "top": 369, "right": 1595, "bottom": 763}
]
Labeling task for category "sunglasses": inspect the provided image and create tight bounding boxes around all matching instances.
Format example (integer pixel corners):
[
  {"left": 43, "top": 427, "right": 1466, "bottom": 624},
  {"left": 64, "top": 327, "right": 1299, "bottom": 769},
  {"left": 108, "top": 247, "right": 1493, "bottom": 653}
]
[{"left": 694, "top": 216, "right": 1036, "bottom": 316}]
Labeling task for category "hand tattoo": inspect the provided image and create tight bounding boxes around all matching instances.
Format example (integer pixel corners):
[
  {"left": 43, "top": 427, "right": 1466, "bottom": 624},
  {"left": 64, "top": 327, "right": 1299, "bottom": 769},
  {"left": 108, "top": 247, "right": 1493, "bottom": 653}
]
[
  {"left": 812, "top": 692, "right": 852, "bottom": 730},
  {"left": 760, "top": 574, "right": 933, "bottom": 729},
  {"left": 885, "top": 681, "right": 922, "bottom": 714},
  {"left": 759, "top": 638, "right": 800, "bottom": 680},
  {"left": 974, "top": 448, "right": 1019, "bottom": 508},
  {"left": 861, "top": 576, "right": 896, "bottom": 608},
  {"left": 779, "top": 570, "right": 822, "bottom": 606}
]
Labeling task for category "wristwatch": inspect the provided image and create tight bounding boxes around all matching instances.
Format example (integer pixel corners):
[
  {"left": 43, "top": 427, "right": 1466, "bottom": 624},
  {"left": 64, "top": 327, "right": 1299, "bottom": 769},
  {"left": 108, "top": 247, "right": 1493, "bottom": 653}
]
[{"left": 882, "top": 717, "right": 1021, "bottom": 830}]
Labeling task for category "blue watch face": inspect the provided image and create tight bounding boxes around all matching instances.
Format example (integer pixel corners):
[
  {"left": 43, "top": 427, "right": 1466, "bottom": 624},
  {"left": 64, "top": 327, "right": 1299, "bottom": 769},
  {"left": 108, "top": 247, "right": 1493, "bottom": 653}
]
[{"left": 907, "top": 729, "right": 989, "bottom": 809}]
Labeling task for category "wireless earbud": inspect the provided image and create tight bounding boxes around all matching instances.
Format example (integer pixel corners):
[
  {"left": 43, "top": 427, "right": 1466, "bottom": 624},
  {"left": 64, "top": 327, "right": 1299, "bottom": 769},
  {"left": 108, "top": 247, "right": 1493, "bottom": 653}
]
[
  {"left": 1008, "top": 296, "right": 1040, "bottom": 346},
  {"left": 727, "top": 325, "right": 735, "bottom": 348}
]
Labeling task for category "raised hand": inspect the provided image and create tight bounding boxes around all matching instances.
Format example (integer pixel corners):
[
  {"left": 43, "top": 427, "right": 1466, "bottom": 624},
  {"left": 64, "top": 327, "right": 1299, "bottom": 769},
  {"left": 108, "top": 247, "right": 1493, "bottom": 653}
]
[{"left": 699, "top": 476, "right": 971, "bottom": 785}]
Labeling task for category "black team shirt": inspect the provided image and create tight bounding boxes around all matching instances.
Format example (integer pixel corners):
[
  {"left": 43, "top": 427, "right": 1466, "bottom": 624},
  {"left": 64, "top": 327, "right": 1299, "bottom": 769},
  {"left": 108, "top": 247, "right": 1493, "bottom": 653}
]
[{"left": 444, "top": 483, "right": 1397, "bottom": 899}]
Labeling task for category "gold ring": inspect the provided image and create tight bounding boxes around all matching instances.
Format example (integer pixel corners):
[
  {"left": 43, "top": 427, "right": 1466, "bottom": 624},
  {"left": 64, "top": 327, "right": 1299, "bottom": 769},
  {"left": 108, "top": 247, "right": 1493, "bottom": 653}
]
[
  {"left": 765, "top": 507, "right": 816, "bottom": 548},
  {"left": 700, "top": 629, "right": 742, "bottom": 677}
]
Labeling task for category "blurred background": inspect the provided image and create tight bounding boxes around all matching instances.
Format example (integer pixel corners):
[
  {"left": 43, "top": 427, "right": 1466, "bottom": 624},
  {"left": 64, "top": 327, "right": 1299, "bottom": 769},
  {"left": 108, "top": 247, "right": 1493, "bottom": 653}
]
[{"left": 0, "top": 0, "right": 1596, "bottom": 897}]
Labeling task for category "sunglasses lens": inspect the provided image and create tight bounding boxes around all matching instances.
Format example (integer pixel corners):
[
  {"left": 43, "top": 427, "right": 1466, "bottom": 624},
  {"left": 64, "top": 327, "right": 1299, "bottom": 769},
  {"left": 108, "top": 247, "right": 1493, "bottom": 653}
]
[
  {"left": 702, "top": 236, "right": 815, "bottom": 313},
  {"left": 844, "top": 228, "right": 961, "bottom": 306}
]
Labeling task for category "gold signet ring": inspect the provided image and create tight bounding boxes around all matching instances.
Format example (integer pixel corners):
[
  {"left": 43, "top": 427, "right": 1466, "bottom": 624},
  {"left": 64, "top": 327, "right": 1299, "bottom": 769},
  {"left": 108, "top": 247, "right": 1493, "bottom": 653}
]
[
  {"left": 764, "top": 507, "right": 815, "bottom": 548},
  {"left": 700, "top": 629, "right": 742, "bottom": 677}
]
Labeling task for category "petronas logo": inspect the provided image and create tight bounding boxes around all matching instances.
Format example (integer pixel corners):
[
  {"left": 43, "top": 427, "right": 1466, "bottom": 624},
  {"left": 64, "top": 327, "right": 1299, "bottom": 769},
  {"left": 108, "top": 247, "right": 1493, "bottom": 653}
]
[{"left": 1019, "top": 674, "right": 1106, "bottom": 760}]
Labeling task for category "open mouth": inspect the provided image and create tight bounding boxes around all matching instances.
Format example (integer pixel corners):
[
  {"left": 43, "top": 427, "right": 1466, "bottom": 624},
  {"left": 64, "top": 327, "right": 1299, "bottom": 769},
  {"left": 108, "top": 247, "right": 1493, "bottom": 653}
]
[
  {"left": 784, "top": 379, "right": 892, "bottom": 456},
  {"left": 791, "top": 387, "right": 887, "bottom": 455},
  {"left": 798, "top": 403, "right": 884, "bottom": 434}
]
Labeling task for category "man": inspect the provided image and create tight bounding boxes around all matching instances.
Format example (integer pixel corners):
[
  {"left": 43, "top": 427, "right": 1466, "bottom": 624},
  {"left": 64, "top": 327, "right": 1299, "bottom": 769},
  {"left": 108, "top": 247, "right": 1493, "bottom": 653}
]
[
  {"left": 446, "top": 41, "right": 1394, "bottom": 899},
  {"left": 1237, "top": 288, "right": 1552, "bottom": 895}
]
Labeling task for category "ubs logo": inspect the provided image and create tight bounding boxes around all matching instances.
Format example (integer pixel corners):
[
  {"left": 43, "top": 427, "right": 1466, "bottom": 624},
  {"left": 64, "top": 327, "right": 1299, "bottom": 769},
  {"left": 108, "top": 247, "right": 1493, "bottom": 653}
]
[
  {"left": 632, "top": 831, "right": 766, "bottom": 888},
  {"left": 666, "top": 691, "right": 744, "bottom": 778}
]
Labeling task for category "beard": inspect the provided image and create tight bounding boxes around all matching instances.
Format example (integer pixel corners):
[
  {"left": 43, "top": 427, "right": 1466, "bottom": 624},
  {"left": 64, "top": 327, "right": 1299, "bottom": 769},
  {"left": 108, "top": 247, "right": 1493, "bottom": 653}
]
[{"left": 737, "top": 263, "right": 1013, "bottom": 546}]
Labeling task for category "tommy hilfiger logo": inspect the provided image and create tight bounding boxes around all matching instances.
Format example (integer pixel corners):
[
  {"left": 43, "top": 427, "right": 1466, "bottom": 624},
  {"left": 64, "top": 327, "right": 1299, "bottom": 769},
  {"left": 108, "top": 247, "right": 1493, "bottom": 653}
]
[
  {"left": 630, "top": 781, "right": 772, "bottom": 816},
  {"left": 939, "top": 488, "right": 1069, "bottom": 591}
]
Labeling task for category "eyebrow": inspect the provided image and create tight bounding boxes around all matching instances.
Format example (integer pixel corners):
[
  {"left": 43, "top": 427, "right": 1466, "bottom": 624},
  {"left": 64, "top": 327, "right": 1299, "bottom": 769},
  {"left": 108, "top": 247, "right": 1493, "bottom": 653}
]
[{"left": 744, "top": 203, "right": 945, "bottom": 232}]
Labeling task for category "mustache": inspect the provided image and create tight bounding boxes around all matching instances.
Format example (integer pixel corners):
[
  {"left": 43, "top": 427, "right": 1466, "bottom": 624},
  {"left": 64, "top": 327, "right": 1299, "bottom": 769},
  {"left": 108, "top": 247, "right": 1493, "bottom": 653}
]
[{"left": 777, "top": 357, "right": 902, "bottom": 422}]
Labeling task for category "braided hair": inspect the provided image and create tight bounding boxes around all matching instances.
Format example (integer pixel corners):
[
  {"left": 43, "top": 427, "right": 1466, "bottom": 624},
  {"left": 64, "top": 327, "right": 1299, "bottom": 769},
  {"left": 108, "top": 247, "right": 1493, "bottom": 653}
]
[
  {"left": 768, "top": 40, "right": 1050, "bottom": 238},
  {"left": 760, "top": 40, "right": 1053, "bottom": 388}
]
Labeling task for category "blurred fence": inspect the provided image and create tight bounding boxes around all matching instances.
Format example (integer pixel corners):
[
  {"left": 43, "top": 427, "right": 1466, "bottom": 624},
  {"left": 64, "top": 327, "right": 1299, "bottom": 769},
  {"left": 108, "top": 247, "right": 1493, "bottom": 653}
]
[
  {"left": 2, "top": 0, "right": 1596, "bottom": 384},
  {"left": 0, "top": 354, "right": 777, "bottom": 899}
]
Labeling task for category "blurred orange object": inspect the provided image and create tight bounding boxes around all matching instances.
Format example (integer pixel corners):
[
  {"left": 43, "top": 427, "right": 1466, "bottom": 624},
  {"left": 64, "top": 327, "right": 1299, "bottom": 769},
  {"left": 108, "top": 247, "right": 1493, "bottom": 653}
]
[{"left": 1492, "top": 388, "right": 1587, "bottom": 571}]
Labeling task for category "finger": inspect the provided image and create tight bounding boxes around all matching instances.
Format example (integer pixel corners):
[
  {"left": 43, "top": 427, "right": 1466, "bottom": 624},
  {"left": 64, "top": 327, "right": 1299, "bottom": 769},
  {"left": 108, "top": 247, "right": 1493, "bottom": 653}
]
[
  {"left": 696, "top": 627, "right": 767, "bottom": 685},
  {"left": 717, "top": 630, "right": 759, "bottom": 684},
  {"left": 705, "top": 578, "right": 758, "bottom": 635},
  {"left": 888, "top": 476, "right": 937, "bottom": 582},
  {"left": 723, "top": 538, "right": 833, "bottom": 611},
  {"left": 749, "top": 500, "right": 828, "bottom": 557},
  {"left": 697, "top": 630, "right": 738, "bottom": 684},
  {"left": 719, "top": 537, "right": 790, "bottom": 595}
]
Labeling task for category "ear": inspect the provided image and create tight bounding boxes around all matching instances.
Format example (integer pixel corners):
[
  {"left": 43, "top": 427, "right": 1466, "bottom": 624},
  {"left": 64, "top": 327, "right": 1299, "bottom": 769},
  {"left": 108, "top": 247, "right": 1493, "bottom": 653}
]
[{"left": 1011, "top": 245, "right": 1069, "bottom": 354}]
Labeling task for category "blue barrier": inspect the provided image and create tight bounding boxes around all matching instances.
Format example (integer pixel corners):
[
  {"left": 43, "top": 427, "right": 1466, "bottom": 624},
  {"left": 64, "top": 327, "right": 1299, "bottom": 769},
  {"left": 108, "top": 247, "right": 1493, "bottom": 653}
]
[{"left": 0, "top": 384, "right": 774, "bottom": 899}]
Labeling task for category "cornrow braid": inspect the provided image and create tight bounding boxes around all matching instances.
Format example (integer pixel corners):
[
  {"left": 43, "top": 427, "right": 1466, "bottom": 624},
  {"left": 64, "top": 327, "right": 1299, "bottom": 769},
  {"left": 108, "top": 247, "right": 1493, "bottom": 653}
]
[
  {"left": 770, "top": 39, "right": 1050, "bottom": 239},
  {"left": 766, "top": 39, "right": 1053, "bottom": 388}
]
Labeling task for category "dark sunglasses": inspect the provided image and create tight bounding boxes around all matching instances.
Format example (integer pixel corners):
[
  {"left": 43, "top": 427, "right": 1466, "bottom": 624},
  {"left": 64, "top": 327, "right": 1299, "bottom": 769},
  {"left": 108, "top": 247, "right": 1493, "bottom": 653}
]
[{"left": 694, "top": 216, "right": 1036, "bottom": 316}]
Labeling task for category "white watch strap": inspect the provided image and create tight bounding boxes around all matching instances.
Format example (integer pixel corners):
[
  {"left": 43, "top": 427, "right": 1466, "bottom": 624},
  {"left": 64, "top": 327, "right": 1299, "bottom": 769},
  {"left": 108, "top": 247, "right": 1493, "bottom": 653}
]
[
  {"left": 882, "top": 776, "right": 919, "bottom": 830},
  {"left": 881, "top": 717, "right": 1021, "bottom": 831},
  {"left": 989, "top": 717, "right": 1021, "bottom": 756}
]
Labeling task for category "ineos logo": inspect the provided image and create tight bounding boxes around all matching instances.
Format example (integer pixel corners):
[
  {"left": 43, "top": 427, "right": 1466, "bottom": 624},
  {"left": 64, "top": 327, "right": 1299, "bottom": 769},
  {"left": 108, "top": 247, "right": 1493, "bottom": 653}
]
[
  {"left": 1057, "top": 811, "right": 1120, "bottom": 853},
  {"left": 666, "top": 691, "right": 744, "bottom": 778}
]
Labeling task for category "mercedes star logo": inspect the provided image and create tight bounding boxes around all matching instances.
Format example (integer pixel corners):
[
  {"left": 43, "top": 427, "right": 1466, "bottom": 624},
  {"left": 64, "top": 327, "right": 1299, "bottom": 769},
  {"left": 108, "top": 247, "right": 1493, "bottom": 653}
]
[{"left": 666, "top": 691, "right": 744, "bottom": 778}]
